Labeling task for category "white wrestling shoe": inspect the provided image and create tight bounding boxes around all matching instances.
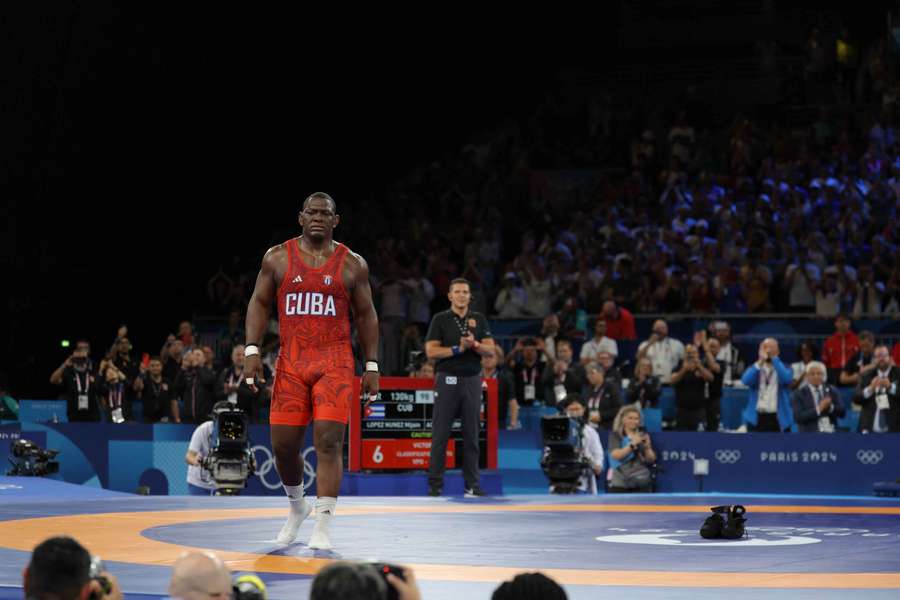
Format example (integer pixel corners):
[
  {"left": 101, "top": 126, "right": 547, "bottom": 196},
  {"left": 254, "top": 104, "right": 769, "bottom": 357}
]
[
  {"left": 308, "top": 497, "right": 336, "bottom": 549},
  {"left": 276, "top": 499, "right": 312, "bottom": 544},
  {"left": 307, "top": 523, "right": 332, "bottom": 550}
]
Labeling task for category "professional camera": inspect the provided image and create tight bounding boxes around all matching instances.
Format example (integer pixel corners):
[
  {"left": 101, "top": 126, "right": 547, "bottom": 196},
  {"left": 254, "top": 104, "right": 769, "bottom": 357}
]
[
  {"left": 405, "top": 350, "right": 426, "bottom": 374},
  {"left": 368, "top": 562, "right": 406, "bottom": 600},
  {"left": 7, "top": 439, "right": 60, "bottom": 476},
  {"left": 539, "top": 414, "right": 590, "bottom": 494},
  {"left": 202, "top": 402, "right": 255, "bottom": 495},
  {"left": 88, "top": 556, "right": 112, "bottom": 600}
]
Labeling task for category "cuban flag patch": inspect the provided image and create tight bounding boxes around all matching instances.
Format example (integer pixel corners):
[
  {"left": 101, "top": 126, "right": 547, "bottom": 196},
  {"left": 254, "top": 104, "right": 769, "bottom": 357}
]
[{"left": 365, "top": 404, "right": 385, "bottom": 419}]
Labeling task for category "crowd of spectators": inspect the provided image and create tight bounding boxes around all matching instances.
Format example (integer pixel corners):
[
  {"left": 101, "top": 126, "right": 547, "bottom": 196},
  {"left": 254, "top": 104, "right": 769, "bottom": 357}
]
[
  {"left": 497, "top": 313, "right": 899, "bottom": 434},
  {"left": 7, "top": 22, "right": 898, "bottom": 437},
  {"left": 42, "top": 321, "right": 272, "bottom": 425}
]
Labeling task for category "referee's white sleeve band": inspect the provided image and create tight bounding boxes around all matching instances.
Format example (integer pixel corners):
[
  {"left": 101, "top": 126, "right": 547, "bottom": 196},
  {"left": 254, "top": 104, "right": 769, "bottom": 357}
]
[
  {"left": 244, "top": 345, "right": 260, "bottom": 357},
  {"left": 365, "top": 361, "right": 380, "bottom": 373}
]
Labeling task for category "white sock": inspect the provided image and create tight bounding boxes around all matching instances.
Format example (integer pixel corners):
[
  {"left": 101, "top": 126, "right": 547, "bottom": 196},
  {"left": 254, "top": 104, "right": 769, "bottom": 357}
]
[
  {"left": 276, "top": 483, "right": 311, "bottom": 544},
  {"left": 283, "top": 483, "right": 308, "bottom": 512},
  {"left": 308, "top": 497, "right": 337, "bottom": 550}
]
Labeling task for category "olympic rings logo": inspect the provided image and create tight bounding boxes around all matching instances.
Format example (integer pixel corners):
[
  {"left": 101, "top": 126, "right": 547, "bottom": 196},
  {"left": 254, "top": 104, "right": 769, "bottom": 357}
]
[
  {"left": 252, "top": 445, "right": 317, "bottom": 490},
  {"left": 856, "top": 450, "right": 884, "bottom": 465},
  {"left": 714, "top": 449, "right": 742, "bottom": 464}
]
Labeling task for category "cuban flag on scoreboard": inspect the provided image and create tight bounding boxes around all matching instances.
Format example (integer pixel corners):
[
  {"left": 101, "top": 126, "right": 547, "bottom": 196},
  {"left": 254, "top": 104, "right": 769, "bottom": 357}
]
[{"left": 365, "top": 404, "right": 385, "bottom": 419}]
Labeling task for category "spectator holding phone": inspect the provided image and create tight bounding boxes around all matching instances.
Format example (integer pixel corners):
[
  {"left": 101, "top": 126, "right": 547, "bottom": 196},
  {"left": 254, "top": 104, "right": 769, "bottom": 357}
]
[
  {"left": 172, "top": 349, "right": 216, "bottom": 424},
  {"left": 161, "top": 337, "right": 185, "bottom": 385},
  {"left": 51, "top": 344, "right": 100, "bottom": 422},
  {"left": 97, "top": 358, "right": 129, "bottom": 423},
  {"left": 670, "top": 343, "right": 714, "bottom": 431},
  {"left": 636, "top": 319, "right": 684, "bottom": 384},
  {"left": 110, "top": 336, "right": 140, "bottom": 420}
]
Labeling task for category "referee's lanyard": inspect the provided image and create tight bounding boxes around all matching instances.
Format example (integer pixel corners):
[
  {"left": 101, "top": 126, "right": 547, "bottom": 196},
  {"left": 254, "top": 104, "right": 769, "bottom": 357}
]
[
  {"left": 74, "top": 371, "right": 90, "bottom": 410},
  {"left": 453, "top": 312, "right": 471, "bottom": 337},
  {"left": 522, "top": 365, "right": 537, "bottom": 401}
]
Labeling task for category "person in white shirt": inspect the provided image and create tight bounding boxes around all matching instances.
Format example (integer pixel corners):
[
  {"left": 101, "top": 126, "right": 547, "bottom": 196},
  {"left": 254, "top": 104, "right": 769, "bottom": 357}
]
[
  {"left": 561, "top": 396, "right": 604, "bottom": 494},
  {"left": 712, "top": 320, "right": 744, "bottom": 386},
  {"left": 493, "top": 272, "right": 529, "bottom": 318},
  {"left": 580, "top": 319, "right": 619, "bottom": 365},
  {"left": 540, "top": 313, "right": 561, "bottom": 363},
  {"left": 740, "top": 338, "right": 793, "bottom": 432},
  {"left": 184, "top": 404, "right": 231, "bottom": 495},
  {"left": 785, "top": 249, "right": 821, "bottom": 312},
  {"left": 637, "top": 320, "right": 685, "bottom": 384}
]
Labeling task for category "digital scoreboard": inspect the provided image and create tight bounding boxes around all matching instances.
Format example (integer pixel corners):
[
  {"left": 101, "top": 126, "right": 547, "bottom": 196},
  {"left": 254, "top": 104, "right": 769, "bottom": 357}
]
[{"left": 348, "top": 377, "right": 497, "bottom": 471}]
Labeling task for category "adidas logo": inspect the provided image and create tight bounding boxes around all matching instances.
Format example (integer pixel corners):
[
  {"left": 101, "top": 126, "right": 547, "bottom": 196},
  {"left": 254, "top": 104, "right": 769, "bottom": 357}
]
[{"left": 292, "top": 275, "right": 303, "bottom": 284}]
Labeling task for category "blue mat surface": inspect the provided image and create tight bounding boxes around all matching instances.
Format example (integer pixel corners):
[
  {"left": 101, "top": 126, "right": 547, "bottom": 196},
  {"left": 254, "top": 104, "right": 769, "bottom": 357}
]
[{"left": 1, "top": 479, "right": 898, "bottom": 600}]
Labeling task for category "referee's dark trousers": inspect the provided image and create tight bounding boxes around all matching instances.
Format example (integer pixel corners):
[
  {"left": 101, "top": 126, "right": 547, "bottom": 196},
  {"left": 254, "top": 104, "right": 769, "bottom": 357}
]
[{"left": 428, "top": 372, "right": 482, "bottom": 489}]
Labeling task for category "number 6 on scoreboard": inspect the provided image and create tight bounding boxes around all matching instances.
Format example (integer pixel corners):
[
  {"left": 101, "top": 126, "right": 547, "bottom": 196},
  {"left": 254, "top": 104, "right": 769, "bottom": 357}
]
[{"left": 372, "top": 445, "right": 384, "bottom": 464}]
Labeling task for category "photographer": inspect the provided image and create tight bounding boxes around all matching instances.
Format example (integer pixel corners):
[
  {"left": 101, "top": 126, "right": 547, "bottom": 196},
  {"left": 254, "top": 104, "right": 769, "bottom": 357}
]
[
  {"left": 97, "top": 358, "right": 131, "bottom": 424},
  {"left": 608, "top": 406, "right": 656, "bottom": 493},
  {"left": 557, "top": 395, "right": 604, "bottom": 494},
  {"left": 23, "top": 536, "right": 122, "bottom": 600},
  {"left": 670, "top": 343, "right": 714, "bottom": 431},
  {"left": 541, "top": 340, "right": 586, "bottom": 406},
  {"left": 183, "top": 403, "right": 224, "bottom": 495},
  {"left": 111, "top": 337, "right": 140, "bottom": 419},
  {"left": 173, "top": 348, "right": 216, "bottom": 424},
  {"left": 50, "top": 340, "right": 94, "bottom": 384},
  {"left": 51, "top": 344, "right": 100, "bottom": 422},
  {"left": 636, "top": 319, "right": 684, "bottom": 384},
  {"left": 310, "top": 561, "right": 421, "bottom": 600}
]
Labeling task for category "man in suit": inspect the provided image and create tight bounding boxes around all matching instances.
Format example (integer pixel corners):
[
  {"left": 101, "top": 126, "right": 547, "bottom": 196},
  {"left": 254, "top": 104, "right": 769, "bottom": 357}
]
[
  {"left": 855, "top": 344, "right": 900, "bottom": 433},
  {"left": 792, "top": 361, "right": 845, "bottom": 432}
]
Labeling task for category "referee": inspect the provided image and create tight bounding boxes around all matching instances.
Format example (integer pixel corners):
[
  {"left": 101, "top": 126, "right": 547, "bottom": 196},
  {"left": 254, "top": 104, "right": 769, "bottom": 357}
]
[{"left": 425, "top": 277, "right": 495, "bottom": 497}]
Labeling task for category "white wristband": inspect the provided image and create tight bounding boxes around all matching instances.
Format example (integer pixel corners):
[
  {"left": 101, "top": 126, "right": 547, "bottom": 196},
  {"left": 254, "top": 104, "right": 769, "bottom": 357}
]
[
  {"left": 365, "top": 361, "right": 379, "bottom": 373},
  {"left": 244, "top": 345, "right": 260, "bottom": 358}
]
